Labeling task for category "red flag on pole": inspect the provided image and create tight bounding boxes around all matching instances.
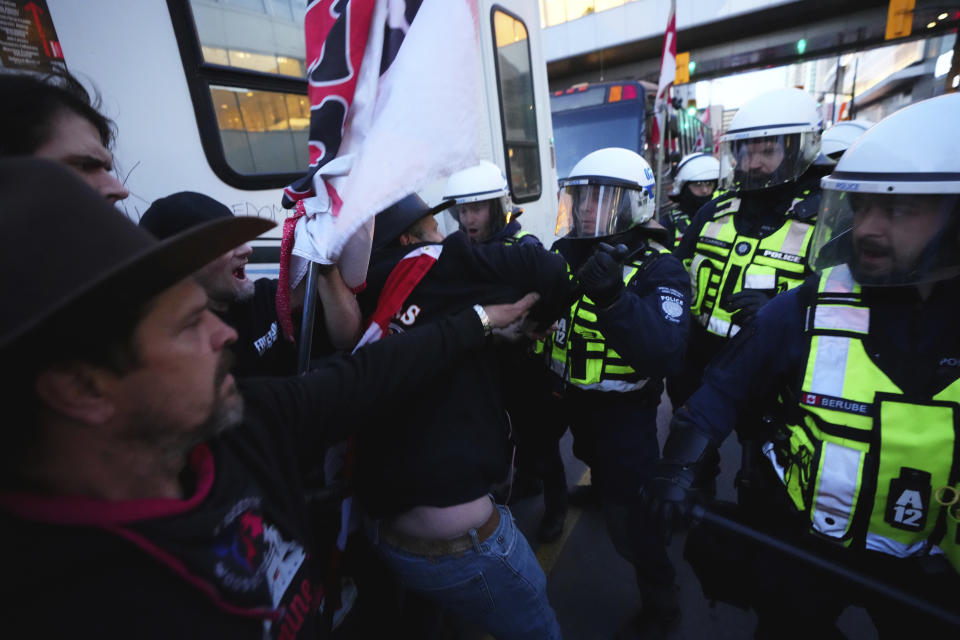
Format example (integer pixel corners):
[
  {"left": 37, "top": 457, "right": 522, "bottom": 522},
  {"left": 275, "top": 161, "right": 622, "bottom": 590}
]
[{"left": 651, "top": 1, "right": 676, "bottom": 146}]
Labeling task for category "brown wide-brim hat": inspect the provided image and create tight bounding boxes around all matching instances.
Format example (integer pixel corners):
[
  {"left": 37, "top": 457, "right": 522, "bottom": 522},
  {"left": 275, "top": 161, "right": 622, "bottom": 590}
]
[{"left": 0, "top": 157, "right": 275, "bottom": 348}]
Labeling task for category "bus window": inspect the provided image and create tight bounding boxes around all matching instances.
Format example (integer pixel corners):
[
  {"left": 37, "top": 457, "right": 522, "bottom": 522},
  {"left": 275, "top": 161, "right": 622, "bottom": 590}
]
[
  {"left": 210, "top": 86, "right": 309, "bottom": 174},
  {"left": 170, "top": 0, "right": 309, "bottom": 188},
  {"left": 491, "top": 7, "right": 541, "bottom": 204}
]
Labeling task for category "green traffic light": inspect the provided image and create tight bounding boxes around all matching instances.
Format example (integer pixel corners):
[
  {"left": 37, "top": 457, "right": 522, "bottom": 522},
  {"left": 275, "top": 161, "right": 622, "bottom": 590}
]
[
  {"left": 688, "top": 60, "right": 696, "bottom": 74},
  {"left": 687, "top": 106, "right": 697, "bottom": 117},
  {"left": 797, "top": 38, "right": 807, "bottom": 55}
]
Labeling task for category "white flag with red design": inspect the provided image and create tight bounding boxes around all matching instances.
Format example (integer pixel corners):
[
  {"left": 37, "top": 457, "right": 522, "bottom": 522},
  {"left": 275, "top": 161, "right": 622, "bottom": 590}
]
[
  {"left": 279, "top": 0, "right": 483, "bottom": 312},
  {"left": 651, "top": 1, "right": 676, "bottom": 146}
]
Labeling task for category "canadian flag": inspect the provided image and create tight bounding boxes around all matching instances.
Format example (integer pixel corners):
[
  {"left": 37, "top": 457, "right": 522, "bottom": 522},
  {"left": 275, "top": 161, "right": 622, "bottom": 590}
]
[{"left": 651, "top": 1, "right": 676, "bottom": 147}]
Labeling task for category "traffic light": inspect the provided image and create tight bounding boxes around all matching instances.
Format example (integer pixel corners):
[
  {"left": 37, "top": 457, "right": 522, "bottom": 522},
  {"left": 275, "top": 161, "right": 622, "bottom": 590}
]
[
  {"left": 796, "top": 38, "right": 807, "bottom": 55},
  {"left": 675, "top": 51, "right": 690, "bottom": 84},
  {"left": 686, "top": 100, "right": 697, "bottom": 117},
  {"left": 885, "top": 0, "right": 915, "bottom": 40}
]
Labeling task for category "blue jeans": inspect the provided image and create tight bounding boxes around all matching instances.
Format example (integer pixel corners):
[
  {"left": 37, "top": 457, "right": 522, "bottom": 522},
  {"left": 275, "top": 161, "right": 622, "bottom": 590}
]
[{"left": 372, "top": 503, "right": 562, "bottom": 640}]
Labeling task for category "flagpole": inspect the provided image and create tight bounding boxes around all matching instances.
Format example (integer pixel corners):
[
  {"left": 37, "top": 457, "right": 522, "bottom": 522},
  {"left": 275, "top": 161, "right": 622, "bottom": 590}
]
[
  {"left": 654, "top": 98, "right": 667, "bottom": 218},
  {"left": 297, "top": 261, "right": 321, "bottom": 374},
  {"left": 652, "top": 0, "right": 676, "bottom": 220}
]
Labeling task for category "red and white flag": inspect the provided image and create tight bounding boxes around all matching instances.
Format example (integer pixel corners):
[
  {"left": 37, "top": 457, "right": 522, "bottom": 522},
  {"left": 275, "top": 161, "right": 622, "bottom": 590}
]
[
  {"left": 651, "top": 0, "right": 676, "bottom": 146},
  {"left": 278, "top": 0, "right": 483, "bottom": 329}
]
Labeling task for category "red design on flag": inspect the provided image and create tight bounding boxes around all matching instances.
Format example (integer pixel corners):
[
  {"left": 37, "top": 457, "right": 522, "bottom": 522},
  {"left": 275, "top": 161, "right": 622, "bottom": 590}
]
[
  {"left": 278, "top": 0, "right": 483, "bottom": 299},
  {"left": 651, "top": 1, "right": 676, "bottom": 147},
  {"left": 283, "top": 0, "right": 377, "bottom": 206}
]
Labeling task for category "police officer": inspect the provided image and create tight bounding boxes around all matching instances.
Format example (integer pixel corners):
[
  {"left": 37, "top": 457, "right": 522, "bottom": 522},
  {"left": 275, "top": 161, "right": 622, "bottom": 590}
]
[
  {"left": 443, "top": 160, "right": 538, "bottom": 246},
  {"left": 661, "top": 152, "right": 720, "bottom": 245},
  {"left": 540, "top": 147, "right": 691, "bottom": 633},
  {"left": 644, "top": 93, "right": 960, "bottom": 637},
  {"left": 671, "top": 88, "right": 824, "bottom": 408}
]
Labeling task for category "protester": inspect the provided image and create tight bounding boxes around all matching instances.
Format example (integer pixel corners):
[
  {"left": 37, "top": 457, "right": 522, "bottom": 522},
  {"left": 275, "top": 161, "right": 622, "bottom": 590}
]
[
  {"left": 0, "top": 157, "right": 539, "bottom": 639},
  {"left": 0, "top": 71, "right": 129, "bottom": 203},
  {"left": 355, "top": 193, "right": 570, "bottom": 639},
  {"left": 445, "top": 160, "right": 568, "bottom": 541},
  {"left": 139, "top": 191, "right": 361, "bottom": 376}
]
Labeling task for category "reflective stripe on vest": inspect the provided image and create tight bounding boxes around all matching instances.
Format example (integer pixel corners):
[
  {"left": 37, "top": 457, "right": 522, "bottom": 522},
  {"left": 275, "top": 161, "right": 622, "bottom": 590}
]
[
  {"left": 767, "top": 265, "right": 960, "bottom": 564},
  {"left": 542, "top": 243, "right": 669, "bottom": 391},
  {"left": 667, "top": 208, "right": 691, "bottom": 244},
  {"left": 502, "top": 229, "right": 534, "bottom": 245},
  {"left": 690, "top": 192, "right": 815, "bottom": 338}
]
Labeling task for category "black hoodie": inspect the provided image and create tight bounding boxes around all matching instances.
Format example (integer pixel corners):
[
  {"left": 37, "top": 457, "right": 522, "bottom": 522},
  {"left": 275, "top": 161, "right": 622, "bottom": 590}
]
[
  {"left": 0, "top": 310, "right": 487, "bottom": 639},
  {"left": 355, "top": 231, "right": 570, "bottom": 517}
]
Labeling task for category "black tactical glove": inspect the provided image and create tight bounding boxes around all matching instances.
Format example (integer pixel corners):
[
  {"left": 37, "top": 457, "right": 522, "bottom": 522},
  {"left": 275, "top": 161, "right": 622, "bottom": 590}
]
[
  {"left": 641, "top": 420, "right": 717, "bottom": 542},
  {"left": 576, "top": 242, "right": 628, "bottom": 308},
  {"left": 727, "top": 288, "right": 774, "bottom": 328}
]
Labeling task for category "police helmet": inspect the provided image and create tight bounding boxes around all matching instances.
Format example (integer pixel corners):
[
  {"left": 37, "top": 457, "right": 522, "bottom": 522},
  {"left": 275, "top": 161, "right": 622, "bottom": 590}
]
[
  {"left": 809, "top": 93, "right": 960, "bottom": 286},
  {"left": 442, "top": 161, "right": 513, "bottom": 241},
  {"left": 669, "top": 153, "right": 720, "bottom": 197},
  {"left": 718, "top": 88, "right": 822, "bottom": 192},
  {"left": 556, "top": 147, "right": 656, "bottom": 240},
  {"left": 813, "top": 120, "right": 874, "bottom": 167}
]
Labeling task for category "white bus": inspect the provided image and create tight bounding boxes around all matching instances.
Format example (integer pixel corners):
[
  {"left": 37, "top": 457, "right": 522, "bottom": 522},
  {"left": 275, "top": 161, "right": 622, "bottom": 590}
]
[{"left": 10, "top": 0, "right": 559, "bottom": 275}]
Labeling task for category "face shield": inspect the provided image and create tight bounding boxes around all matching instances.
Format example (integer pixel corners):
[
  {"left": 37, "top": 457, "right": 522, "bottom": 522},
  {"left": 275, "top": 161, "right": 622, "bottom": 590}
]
[
  {"left": 809, "top": 190, "right": 960, "bottom": 286},
  {"left": 719, "top": 132, "right": 820, "bottom": 192},
  {"left": 556, "top": 180, "right": 654, "bottom": 239}
]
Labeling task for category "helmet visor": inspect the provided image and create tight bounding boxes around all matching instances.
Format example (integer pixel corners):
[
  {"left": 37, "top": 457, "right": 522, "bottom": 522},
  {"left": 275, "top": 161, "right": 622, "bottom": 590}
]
[
  {"left": 810, "top": 189, "right": 960, "bottom": 285},
  {"left": 719, "top": 132, "right": 820, "bottom": 192},
  {"left": 556, "top": 182, "right": 653, "bottom": 239}
]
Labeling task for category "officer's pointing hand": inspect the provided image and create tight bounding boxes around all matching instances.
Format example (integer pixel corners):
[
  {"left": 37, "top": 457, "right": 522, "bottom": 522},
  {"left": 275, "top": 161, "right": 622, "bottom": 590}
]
[{"left": 576, "top": 243, "right": 628, "bottom": 308}]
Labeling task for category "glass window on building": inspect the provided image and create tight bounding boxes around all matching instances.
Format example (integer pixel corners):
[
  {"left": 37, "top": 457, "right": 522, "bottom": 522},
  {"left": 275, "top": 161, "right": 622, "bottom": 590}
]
[
  {"left": 210, "top": 86, "right": 309, "bottom": 175},
  {"left": 189, "top": 0, "right": 307, "bottom": 77},
  {"left": 492, "top": 9, "right": 541, "bottom": 203}
]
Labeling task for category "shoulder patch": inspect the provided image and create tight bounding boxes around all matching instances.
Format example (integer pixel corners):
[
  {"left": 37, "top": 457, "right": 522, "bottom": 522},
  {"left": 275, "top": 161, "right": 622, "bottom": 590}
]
[{"left": 657, "top": 286, "right": 685, "bottom": 323}]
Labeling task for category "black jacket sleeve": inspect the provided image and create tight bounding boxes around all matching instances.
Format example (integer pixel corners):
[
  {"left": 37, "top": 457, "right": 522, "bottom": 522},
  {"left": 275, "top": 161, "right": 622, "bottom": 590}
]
[
  {"left": 447, "top": 232, "right": 572, "bottom": 322},
  {"left": 672, "top": 199, "right": 717, "bottom": 262},
  {"left": 239, "top": 307, "right": 485, "bottom": 449},
  {"left": 595, "top": 253, "right": 691, "bottom": 378}
]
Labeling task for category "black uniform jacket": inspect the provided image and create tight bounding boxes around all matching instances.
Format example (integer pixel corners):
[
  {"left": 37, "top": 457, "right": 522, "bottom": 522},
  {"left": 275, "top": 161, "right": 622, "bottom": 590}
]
[{"left": 356, "top": 231, "right": 571, "bottom": 517}]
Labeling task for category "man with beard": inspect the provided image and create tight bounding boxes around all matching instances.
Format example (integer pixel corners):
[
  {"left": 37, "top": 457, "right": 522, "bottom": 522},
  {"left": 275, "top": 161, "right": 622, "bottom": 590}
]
[
  {"left": 671, "top": 88, "right": 824, "bottom": 409},
  {"left": 0, "top": 158, "right": 539, "bottom": 639},
  {"left": 139, "top": 192, "right": 362, "bottom": 376},
  {"left": 660, "top": 152, "right": 720, "bottom": 246},
  {"left": 668, "top": 89, "right": 824, "bottom": 517},
  {"left": 643, "top": 93, "right": 960, "bottom": 637}
]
